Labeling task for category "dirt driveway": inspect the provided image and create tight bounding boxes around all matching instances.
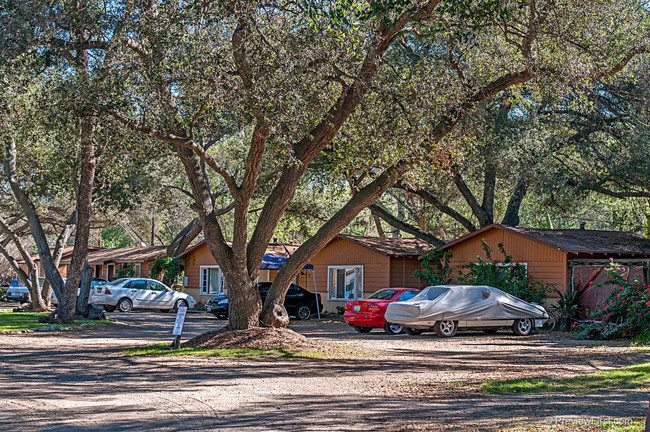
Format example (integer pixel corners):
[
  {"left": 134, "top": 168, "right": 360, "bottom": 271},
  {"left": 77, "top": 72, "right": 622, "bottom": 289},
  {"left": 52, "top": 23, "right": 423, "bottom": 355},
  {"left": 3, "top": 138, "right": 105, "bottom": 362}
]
[{"left": 0, "top": 312, "right": 647, "bottom": 431}]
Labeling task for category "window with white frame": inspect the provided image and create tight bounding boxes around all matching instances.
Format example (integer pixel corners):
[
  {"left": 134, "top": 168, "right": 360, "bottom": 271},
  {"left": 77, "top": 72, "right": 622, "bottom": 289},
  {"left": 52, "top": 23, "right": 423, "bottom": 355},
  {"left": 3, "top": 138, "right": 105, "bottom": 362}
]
[
  {"left": 327, "top": 266, "right": 363, "bottom": 300},
  {"left": 200, "top": 266, "right": 223, "bottom": 295}
]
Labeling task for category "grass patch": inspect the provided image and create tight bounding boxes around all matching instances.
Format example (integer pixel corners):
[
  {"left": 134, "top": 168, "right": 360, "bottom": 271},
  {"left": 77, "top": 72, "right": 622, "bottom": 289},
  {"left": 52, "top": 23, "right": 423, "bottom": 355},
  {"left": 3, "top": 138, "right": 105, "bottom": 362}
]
[
  {"left": 482, "top": 362, "right": 650, "bottom": 394},
  {"left": 503, "top": 418, "right": 645, "bottom": 432},
  {"left": 630, "top": 329, "right": 650, "bottom": 345},
  {"left": 0, "top": 311, "right": 110, "bottom": 332},
  {"left": 123, "top": 343, "right": 373, "bottom": 360}
]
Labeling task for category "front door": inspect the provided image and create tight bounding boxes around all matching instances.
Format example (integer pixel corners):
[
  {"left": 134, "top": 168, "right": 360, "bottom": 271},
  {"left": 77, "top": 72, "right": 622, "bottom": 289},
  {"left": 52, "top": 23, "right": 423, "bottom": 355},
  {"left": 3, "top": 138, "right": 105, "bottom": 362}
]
[{"left": 106, "top": 264, "right": 114, "bottom": 281}]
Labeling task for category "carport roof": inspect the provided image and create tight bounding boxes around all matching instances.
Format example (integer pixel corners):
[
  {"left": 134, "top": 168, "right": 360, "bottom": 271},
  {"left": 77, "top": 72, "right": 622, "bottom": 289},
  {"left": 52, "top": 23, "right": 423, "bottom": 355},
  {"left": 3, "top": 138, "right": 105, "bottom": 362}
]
[{"left": 441, "top": 224, "right": 650, "bottom": 256}]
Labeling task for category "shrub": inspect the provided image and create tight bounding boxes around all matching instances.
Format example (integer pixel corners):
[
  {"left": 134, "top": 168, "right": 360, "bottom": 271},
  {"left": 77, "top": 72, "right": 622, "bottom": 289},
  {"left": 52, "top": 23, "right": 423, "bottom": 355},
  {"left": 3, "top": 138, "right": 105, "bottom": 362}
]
[
  {"left": 413, "top": 248, "right": 453, "bottom": 285},
  {"left": 574, "top": 260, "right": 650, "bottom": 340},
  {"left": 457, "top": 240, "right": 552, "bottom": 304},
  {"left": 116, "top": 264, "right": 135, "bottom": 279},
  {"left": 150, "top": 257, "right": 183, "bottom": 287}
]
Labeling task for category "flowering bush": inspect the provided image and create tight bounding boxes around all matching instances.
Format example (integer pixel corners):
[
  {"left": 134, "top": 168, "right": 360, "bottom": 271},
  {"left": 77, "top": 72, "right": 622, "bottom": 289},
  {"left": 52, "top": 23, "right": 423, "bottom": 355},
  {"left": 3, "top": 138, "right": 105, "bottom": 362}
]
[{"left": 574, "top": 260, "right": 650, "bottom": 340}]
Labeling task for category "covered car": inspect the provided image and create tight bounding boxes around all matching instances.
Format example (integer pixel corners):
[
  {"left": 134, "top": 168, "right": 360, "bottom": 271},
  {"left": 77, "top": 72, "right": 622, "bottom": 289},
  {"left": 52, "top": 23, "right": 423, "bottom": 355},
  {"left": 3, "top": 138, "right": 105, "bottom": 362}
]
[{"left": 384, "top": 285, "right": 548, "bottom": 337}]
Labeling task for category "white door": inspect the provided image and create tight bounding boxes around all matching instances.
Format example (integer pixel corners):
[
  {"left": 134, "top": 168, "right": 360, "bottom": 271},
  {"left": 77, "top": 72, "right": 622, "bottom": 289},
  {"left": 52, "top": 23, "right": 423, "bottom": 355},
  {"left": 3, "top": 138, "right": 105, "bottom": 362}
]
[
  {"left": 147, "top": 280, "right": 176, "bottom": 308},
  {"left": 124, "top": 279, "right": 150, "bottom": 307}
]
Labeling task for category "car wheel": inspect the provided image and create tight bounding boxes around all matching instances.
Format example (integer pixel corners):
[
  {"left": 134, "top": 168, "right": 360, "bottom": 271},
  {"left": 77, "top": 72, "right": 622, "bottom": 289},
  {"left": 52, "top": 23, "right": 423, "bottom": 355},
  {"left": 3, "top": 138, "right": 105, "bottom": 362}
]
[
  {"left": 117, "top": 298, "right": 133, "bottom": 313},
  {"left": 296, "top": 305, "right": 311, "bottom": 320},
  {"left": 384, "top": 322, "right": 404, "bottom": 335},
  {"left": 353, "top": 326, "right": 372, "bottom": 333},
  {"left": 512, "top": 318, "right": 534, "bottom": 336},
  {"left": 173, "top": 299, "right": 188, "bottom": 311},
  {"left": 405, "top": 327, "right": 424, "bottom": 335},
  {"left": 433, "top": 320, "right": 457, "bottom": 337},
  {"left": 104, "top": 306, "right": 116, "bottom": 313}
]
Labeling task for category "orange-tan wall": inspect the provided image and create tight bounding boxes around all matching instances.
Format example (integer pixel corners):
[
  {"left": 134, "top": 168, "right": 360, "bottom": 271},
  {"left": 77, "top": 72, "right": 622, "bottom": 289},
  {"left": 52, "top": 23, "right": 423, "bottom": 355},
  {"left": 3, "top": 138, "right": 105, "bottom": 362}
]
[
  {"left": 182, "top": 243, "right": 220, "bottom": 303},
  {"left": 309, "top": 238, "right": 391, "bottom": 313},
  {"left": 447, "top": 228, "right": 568, "bottom": 302},
  {"left": 389, "top": 256, "right": 424, "bottom": 289}
]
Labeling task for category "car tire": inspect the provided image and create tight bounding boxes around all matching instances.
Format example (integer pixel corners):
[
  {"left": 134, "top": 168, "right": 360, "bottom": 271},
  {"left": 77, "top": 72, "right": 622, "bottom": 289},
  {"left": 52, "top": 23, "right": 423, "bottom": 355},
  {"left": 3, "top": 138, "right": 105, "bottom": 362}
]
[
  {"left": 104, "top": 306, "right": 116, "bottom": 313},
  {"left": 296, "top": 305, "right": 311, "bottom": 320},
  {"left": 353, "top": 326, "right": 372, "bottom": 333},
  {"left": 384, "top": 322, "right": 404, "bottom": 335},
  {"left": 512, "top": 318, "right": 534, "bottom": 336},
  {"left": 433, "top": 320, "right": 457, "bottom": 337},
  {"left": 173, "top": 299, "right": 188, "bottom": 311},
  {"left": 117, "top": 298, "right": 133, "bottom": 313},
  {"left": 405, "top": 327, "right": 424, "bottom": 335}
]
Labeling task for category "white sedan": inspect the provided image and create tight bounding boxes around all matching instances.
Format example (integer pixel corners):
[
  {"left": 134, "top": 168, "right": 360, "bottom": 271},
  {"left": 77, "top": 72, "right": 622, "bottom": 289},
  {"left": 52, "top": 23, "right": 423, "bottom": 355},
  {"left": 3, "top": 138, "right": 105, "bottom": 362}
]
[{"left": 89, "top": 278, "right": 195, "bottom": 312}]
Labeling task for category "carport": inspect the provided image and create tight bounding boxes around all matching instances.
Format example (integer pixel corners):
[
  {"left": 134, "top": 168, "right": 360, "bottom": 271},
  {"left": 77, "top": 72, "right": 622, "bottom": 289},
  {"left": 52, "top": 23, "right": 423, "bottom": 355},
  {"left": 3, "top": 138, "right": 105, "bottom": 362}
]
[{"left": 260, "top": 254, "right": 319, "bottom": 319}]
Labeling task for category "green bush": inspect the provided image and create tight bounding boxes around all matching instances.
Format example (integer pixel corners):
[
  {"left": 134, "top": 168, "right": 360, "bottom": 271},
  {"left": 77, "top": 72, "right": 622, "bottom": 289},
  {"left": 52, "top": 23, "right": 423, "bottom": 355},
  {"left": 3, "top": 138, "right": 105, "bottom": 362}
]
[
  {"left": 413, "top": 248, "right": 453, "bottom": 285},
  {"left": 574, "top": 260, "right": 650, "bottom": 340},
  {"left": 457, "top": 240, "right": 552, "bottom": 304},
  {"left": 150, "top": 257, "right": 183, "bottom": 287},
  {"left": 116, "top": 264, "right": 135, "bottom": 279}
]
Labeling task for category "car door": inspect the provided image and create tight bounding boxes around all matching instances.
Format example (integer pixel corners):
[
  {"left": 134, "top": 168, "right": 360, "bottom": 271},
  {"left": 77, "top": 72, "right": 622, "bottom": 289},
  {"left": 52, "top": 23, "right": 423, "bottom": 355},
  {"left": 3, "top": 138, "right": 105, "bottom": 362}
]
[
  {"left": 124, "top": 279, "right": 150, "bottom": 307},
  {"left": 147, "top": 280, "right": 175, "bottom": 308},
  {"left": 284, "top": 284, "right": 302, "bottom": 314}
]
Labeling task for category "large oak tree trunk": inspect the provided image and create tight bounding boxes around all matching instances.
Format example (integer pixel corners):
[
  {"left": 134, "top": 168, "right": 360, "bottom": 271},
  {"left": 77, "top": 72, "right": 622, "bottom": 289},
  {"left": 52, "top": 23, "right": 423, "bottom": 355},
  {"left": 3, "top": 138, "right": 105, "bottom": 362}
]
[{"left": 226, "top": 273, "right": 263, "bottom": 330}]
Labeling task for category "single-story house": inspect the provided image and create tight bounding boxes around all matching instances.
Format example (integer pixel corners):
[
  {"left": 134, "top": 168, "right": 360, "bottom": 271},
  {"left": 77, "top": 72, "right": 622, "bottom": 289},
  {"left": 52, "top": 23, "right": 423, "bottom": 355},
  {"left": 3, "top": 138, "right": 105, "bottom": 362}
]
[
  {"left": 309, "top": 235, "right": 431, "bottom": 313},
  {"left": 441, "top": 224, "right": 650, "bottom": 311},
  {"left": 18, "top": 246, "right": 104, "bottom": 279},
  {"left": 180, "top": 234, "right": 431, "bottom": 312},
  {"left": 61, "top": 246, "right": 168, "bottom": 281},
  {"left": 178, "top": 241, "right": 301, "bottom": 304}
]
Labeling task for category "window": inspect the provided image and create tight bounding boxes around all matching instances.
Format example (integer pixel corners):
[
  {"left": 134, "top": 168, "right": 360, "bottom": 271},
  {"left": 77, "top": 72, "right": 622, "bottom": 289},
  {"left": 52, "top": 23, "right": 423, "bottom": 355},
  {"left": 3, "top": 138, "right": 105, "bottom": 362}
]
[
  {"left": 368, "top": 289, "right": 399, "bottom": 300},
  {"left": 398, "top": 290, "right": 419, "bottom": 302},
  {"left": 148, "top": 281, "right": 167, "bottom": 291},
  {"left": 327, "top": 266, "right": 363, "bottom": 300},
  {"left": 200, "top": 266, "right": 223, "bottom": 295},
  {"left": 125, "top": 280, "right": 147, "bottom": 290}
]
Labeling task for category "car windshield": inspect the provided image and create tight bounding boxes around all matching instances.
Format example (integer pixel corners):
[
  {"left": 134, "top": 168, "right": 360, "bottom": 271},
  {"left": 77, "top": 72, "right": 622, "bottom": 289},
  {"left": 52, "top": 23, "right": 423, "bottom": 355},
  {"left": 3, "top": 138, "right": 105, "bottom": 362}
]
[
  {"left": 410, "top": 286, "right": 450, "bottom": 302},
  {"left": 368, "top": 289, "right": 399, "bottom": 300},
  {"left": 105, "top": 278, "right": 129, "bottom": 286}
]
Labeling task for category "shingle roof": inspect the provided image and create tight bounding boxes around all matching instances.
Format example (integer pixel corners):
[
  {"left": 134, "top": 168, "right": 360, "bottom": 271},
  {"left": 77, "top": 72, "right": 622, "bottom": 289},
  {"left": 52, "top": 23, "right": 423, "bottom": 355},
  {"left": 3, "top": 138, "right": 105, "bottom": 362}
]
[
  {"left": 18, "top": 246, "right": 103, "bottom": 264},
  {"left": 336, "top": 234, "right": 432, "bottom": 257},
  {"left": 177, "top": 240, "right": 300, "bottom": 258},
  {"left": 442, "top": 224, "right": 650, "bottom": 255},
  {"left": 61, "top": 246, "right": 168, "bottom": 265}
]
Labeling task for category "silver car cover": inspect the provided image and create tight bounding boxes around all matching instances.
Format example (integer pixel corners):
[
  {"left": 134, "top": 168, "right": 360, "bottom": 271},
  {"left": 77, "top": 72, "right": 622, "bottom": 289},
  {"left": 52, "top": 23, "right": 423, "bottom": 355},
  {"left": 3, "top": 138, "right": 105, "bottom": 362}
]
[{"left": 384, "top": 285, "right": 548, "bottom": 325}]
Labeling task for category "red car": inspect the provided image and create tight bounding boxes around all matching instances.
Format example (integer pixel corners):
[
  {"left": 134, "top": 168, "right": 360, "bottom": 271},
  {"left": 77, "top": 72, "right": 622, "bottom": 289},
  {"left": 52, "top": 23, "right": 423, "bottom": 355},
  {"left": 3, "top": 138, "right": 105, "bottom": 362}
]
[{"left": 344, "top": 288, "right": 421, "bottom": 334}]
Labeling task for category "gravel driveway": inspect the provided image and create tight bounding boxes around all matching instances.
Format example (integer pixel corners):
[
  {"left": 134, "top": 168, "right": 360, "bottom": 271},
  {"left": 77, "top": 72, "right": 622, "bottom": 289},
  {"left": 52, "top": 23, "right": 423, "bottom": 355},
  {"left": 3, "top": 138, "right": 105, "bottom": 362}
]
[{"left": 0, "top": 311, "right": 647, "bottom": 431}]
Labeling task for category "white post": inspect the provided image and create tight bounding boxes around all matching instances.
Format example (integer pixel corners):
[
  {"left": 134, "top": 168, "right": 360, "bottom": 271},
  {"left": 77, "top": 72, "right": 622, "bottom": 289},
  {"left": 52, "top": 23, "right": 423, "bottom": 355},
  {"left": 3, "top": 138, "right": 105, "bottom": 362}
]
[{"left": 312, "top": 270, "right": 320, "bottom": 320}]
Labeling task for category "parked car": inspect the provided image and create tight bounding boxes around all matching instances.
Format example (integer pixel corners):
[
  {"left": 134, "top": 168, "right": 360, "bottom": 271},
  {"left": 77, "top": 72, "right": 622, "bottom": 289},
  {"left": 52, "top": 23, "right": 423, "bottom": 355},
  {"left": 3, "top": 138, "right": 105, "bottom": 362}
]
[
  {"left": 205, "top": 294, "right": 228, "bottom": 318},
  {"left": 50, "top": 277, "right": 107, "bottom": 305},
  {"left": 344, "top": 288, "right": 421, "bottom": 335},
  {"left": 6, "top": 286, "right": 30, "bottom": 302},
  {"left": 384, "top": 285, "right": 549, "bottom": 337},
  {"left": 89, "top": 277, "right": 195, "bottom": 312},
  {"left": 207, "top": 282, "right": 323, "bottom": 320}
]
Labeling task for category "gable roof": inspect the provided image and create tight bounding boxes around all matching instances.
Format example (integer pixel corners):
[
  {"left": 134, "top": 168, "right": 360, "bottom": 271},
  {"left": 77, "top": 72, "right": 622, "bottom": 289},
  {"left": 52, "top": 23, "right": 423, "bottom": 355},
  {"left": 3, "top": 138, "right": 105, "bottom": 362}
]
[
  {"left": 61, "top": 245, "right": 168, "bottom": 266},
  {"left": 441, "top": 224, "right": 650, "bottom": 256},
  {"left": 18, "top": 246, "right": 104, "bottom": 265},
  {"left": 336, "top": 234, "right": 432, "bottom": 257},
  {"left": 177, "top": 240, "right": 300, "bottom": 259}
]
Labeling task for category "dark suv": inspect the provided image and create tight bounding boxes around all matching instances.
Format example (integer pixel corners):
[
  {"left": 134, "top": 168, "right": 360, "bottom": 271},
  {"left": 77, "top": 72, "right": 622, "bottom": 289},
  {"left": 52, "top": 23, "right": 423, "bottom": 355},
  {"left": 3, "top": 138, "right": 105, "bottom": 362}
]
[{"left": 206, "top": 282, "right": 323, "bottom": 320}]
